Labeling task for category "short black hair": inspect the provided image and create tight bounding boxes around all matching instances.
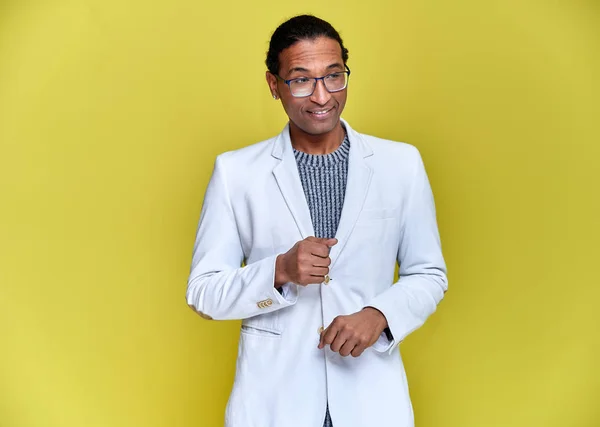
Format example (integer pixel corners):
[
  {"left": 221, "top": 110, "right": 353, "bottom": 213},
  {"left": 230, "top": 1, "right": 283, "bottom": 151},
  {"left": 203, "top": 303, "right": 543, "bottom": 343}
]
[{"left": 266, "top": 15, "right": 349, "bottom": 76}]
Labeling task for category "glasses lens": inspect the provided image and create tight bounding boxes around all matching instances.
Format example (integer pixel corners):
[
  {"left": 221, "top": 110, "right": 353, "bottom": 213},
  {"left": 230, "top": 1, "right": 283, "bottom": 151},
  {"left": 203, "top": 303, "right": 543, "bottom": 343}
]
[
  {"left": 290, "top": 79, "right": 315, "bottom": 97},
  {"left": 324, "top": 72, "right": 348, "bottom": 92}
]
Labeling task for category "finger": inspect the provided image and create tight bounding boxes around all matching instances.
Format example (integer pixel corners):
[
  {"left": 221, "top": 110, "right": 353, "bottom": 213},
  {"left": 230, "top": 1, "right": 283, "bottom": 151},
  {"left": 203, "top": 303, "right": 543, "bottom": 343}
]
[
  {"left": 309, "top": 266, "right": 329, "bottom": 277},
  {"left": 307, "top": 243, "right": 330, "bottom": 258},
  {"left": 298, "top": 269, "right": 324, "bottom": 284},
  {"left": 339, "top": 339, "right": 358, "bottom": 357},
  {"left": 320, "top": 316, "right": 344, "bottom": 349},
  {"left": 300, "top": 265, "right": 325, "bottom": 283},
  {"left": 298, "top": 240, "right": 329, "bottom": 258},
  {"left": 326, "top": 238, "right": 338, "bottom": 247},
  {"left": 319, "top": 324, "right": 339, "bottom": 349},
  {"left": 330, "top": 331, "right": 348, "bottom": 353},
  {"left": 306, "top": 275, "right": 326, "bottom": 285},
  {"left": 350, "top": 344, "right": 366, "bottom": 358},
  {"left": 312, "top": 256, "right": 331, "bottom": 268}
]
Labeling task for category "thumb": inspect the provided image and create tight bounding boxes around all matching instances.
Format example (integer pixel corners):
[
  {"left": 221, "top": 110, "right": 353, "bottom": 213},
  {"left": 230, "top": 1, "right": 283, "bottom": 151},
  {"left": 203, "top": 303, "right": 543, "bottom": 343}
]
[{"left": 306, "top": 236, "right": 337, "bottom": 246}]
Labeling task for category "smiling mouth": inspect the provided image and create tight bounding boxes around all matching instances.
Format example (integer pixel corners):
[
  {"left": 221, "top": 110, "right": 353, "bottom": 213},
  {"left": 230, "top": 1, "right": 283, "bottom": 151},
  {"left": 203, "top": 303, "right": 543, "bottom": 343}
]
[{"left": 307, "top": 107, "right": 334, "bottom": 116}]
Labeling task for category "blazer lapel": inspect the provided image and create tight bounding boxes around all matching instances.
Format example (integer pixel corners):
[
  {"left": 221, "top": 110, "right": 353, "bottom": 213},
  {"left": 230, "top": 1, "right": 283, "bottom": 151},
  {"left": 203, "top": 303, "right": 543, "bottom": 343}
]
[
  {"left": 270, "top": 120, "right": 373, "bottom": 264},
  {"left": 329, "top": 121, "right": 373, "bottom": 268},
  {"left": 272, "top": 124, "right": 315, "bottom": 239}
]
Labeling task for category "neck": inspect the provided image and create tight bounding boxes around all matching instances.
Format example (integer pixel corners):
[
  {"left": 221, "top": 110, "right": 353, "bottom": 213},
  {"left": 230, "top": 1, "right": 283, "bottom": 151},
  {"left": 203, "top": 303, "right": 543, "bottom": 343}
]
[{"left": 289, "top": 121, "right": 345, "bottom": 155}]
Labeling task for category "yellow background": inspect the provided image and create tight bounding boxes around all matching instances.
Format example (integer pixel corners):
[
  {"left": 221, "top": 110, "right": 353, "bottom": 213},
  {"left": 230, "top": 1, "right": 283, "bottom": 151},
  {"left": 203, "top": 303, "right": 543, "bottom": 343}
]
[{"left": 1, "top": 1, "right": 598, "bottom": 426}]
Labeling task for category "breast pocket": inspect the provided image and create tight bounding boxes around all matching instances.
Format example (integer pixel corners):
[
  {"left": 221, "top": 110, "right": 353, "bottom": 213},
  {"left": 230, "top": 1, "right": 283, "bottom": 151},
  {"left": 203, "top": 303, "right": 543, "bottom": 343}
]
[
  {"left": 345, "top": 207, "right": 400, "bottom": 276},
  {"left": 357, "top": 207, "right": 399, "bottom": 223},
  {"left": 354, "top": 207, "right": 400, "bottom": 242}
]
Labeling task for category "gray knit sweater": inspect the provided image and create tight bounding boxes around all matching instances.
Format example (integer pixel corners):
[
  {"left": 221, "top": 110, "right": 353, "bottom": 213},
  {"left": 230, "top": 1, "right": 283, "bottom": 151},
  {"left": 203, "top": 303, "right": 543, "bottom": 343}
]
[
  {"left": 293, "top": 134, "right": 350, "bottom": 427},
  {"left": 293, "top": 135, "right": 350, "bottom": 240}
]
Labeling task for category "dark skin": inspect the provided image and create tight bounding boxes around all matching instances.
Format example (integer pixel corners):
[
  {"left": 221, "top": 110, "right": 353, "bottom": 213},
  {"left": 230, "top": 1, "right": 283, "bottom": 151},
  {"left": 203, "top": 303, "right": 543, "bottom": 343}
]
[
  {"left": 268, "top": 37, "right": 389, "bottom": 358},
  {"left": 266, "top": 37, "right": 346, "bottom": 155}
]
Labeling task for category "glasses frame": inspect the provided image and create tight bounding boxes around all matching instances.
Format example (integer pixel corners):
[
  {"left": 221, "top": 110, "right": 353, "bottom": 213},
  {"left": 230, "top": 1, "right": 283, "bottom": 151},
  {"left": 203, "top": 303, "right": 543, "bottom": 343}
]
[{"left": 277, "top": 65, "right": 351, "bottom": 98}]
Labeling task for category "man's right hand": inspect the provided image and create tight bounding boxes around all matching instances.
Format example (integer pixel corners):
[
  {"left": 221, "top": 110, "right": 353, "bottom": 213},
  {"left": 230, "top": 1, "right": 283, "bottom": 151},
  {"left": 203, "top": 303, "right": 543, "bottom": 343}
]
[{"left": 275, "top": 237, "right": 338, "bottom": 287}]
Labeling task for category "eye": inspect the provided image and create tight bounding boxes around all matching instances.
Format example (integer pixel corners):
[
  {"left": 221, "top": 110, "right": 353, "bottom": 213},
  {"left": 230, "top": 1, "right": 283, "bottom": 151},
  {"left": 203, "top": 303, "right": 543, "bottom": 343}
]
[
  {"left": 293, "top": 77, "right": 311, "bottom": 84},
  {"left": 325, "top": 73, "right": 344, "bottom": 82}
]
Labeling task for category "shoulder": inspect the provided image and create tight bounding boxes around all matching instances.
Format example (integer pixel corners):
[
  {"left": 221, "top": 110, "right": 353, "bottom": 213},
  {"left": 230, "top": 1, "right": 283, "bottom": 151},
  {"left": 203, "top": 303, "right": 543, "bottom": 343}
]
[
  {"left": 215, "top": 137, "right": 276, "bottom": 168},
  {"left": 356, "top": 132, "right": 422, "bottom": 166}
]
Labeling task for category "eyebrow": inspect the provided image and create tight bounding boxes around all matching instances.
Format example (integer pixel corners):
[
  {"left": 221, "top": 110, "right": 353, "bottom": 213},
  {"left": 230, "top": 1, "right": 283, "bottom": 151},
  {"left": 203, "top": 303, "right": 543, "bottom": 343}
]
[{"left": 286, "top": 63, "right": 345, "bottom": 77}]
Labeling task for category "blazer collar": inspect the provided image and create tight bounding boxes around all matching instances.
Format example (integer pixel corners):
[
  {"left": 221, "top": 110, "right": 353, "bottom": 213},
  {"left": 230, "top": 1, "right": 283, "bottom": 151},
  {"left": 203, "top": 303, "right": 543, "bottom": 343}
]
[{"left": 271, "top": 118, "right": 373, "bottom": 160}]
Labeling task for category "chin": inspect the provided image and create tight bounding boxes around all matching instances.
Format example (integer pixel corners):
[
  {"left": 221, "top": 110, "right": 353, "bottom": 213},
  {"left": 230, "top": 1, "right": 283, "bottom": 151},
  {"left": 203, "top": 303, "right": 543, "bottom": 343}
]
[{"left": 297, "top": 118, "right": 340, "bottom": 136}]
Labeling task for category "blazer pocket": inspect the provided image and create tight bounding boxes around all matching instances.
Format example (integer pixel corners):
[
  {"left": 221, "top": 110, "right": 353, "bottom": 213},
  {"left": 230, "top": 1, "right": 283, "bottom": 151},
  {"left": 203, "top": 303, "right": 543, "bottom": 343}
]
[
  {"left": 240, "top": 324, "right": 282, "bottom": 338},
  {"left": 241, "top": 311, "right": 282, "bottom": 338},
  {"left": 358, "top": 207, "right": 399, "bottom": 223}
]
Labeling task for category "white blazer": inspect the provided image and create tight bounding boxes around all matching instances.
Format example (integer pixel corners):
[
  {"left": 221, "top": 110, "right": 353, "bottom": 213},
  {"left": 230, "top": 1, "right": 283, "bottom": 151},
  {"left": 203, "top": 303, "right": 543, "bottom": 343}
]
[{"left": 186, "top": 119, "right": 448, "bottom": 427}]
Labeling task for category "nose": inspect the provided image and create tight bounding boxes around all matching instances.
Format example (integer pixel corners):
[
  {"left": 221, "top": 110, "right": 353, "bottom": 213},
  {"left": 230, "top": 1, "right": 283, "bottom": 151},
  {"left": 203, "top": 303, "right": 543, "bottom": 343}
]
[{"left": 309, "top": 78, "right": 331, "bottom": 105}]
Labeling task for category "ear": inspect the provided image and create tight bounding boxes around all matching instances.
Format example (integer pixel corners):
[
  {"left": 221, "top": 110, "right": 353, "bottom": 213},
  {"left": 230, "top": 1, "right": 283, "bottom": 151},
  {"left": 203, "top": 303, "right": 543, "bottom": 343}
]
[{"left": 265, "top": 71, "right": 279, "bottom": 99}]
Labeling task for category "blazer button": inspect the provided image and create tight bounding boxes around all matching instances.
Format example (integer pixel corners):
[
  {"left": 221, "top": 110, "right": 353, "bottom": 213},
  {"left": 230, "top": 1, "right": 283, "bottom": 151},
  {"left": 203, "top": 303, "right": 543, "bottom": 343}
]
[
  {"left": 256, "top": 298, "right": 273, "bottom": 309},
  {"left": 318, "top": 326, "right": 324, "bottom": 334},
  {"left": 323, "top": 275, "right": 331, "bottom": 285}
]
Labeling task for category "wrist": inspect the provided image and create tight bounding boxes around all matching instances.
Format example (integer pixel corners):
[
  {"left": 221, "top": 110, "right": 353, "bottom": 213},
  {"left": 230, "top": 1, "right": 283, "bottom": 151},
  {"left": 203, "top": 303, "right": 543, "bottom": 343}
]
[
  {"left": 274, "top": 254, "right": 288, "bottom": 288},
  {"left": 364, "top": 306, "right": 388, "bottom": 330}
]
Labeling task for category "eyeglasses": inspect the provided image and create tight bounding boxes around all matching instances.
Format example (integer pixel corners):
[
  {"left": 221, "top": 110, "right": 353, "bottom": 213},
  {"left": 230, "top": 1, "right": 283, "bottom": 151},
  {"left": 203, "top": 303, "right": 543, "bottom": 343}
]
[{"left": 277, "top": 65, "right": 351, "bottom": 98}]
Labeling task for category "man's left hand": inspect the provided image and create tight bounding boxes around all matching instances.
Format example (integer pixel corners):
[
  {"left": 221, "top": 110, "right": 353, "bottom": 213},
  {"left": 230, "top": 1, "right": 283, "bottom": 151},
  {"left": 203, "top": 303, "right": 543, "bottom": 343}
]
[{"left": 318, "top": 307, "right": 388, "bottom": 357}]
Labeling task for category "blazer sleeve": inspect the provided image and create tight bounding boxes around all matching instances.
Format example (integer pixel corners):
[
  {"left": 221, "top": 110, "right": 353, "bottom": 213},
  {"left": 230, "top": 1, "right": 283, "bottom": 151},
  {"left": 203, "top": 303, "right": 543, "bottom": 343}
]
[
  {"left": 186, "top": 155, "right": 298, "bottom": 321},
  {"left": 367, "top": 147, "right": 448, "bottom": 354}
]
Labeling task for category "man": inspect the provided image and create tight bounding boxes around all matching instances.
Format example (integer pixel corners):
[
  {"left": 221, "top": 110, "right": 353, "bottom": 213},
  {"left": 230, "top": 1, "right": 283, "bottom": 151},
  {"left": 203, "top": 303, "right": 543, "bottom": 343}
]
[{"left": 186, "top": 14, "right": 447, "bottom": 427}]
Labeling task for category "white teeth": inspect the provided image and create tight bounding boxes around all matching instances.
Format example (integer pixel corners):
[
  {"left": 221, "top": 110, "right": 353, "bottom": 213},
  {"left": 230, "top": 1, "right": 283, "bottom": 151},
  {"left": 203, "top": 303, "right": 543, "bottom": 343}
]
[{"left": 310, "top": 109, "right": 330, "bottom": 115}]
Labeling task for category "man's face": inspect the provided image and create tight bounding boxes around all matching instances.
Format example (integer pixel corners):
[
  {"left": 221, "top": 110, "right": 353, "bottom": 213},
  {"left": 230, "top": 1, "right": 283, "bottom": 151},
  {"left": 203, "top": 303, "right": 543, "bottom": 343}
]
[{"left": 267, "top": 37, "right": 348, "bottom": 136}]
